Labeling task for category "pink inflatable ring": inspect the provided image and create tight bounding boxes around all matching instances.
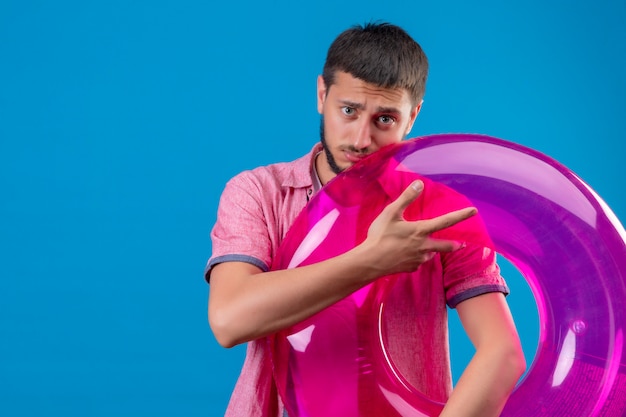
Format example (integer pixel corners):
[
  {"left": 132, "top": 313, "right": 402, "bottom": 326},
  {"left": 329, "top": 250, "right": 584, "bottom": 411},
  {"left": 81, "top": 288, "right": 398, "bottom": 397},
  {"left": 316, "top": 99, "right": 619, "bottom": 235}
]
[{"left": 269, "top": 133, "right": 626, "bottom": 416}]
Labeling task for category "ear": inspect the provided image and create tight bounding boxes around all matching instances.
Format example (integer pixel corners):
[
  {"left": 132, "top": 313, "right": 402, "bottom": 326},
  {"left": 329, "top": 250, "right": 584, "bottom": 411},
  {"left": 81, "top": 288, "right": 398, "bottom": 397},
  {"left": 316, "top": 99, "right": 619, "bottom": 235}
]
[
  {"left": 404, "top": 100, "right": 423, "bottom": 136},
  {"left": 317, "top": 75, "right": 327, "bottom": 114}
]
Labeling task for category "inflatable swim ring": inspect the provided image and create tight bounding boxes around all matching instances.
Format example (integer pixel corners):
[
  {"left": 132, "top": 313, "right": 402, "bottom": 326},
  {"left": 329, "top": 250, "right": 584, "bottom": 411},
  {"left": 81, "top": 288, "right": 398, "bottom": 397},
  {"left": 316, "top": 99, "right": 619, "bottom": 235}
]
[{"left": 269, "top": 133, "right": 626, "bottom": 416}]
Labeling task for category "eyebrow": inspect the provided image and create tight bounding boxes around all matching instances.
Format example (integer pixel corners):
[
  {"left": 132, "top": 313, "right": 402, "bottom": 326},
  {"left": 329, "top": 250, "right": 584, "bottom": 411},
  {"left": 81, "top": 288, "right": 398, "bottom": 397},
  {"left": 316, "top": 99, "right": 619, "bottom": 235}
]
[{"left": 339, "top": 100, "right": 401, "bottom": 114}]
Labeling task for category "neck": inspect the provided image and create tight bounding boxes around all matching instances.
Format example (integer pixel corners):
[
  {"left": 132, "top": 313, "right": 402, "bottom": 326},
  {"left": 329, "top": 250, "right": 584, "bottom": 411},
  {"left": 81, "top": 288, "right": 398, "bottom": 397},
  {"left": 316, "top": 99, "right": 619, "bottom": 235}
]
[{"left": 315, "top": 152, "right": 336, "bottom": 186}]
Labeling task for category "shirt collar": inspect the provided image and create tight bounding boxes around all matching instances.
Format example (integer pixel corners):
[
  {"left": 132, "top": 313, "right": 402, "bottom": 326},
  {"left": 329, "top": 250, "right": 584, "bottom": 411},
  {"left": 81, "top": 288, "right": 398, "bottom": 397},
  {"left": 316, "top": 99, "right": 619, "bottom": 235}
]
[{"left": 281, "top": 143, "right": 323, "bottom": 189}]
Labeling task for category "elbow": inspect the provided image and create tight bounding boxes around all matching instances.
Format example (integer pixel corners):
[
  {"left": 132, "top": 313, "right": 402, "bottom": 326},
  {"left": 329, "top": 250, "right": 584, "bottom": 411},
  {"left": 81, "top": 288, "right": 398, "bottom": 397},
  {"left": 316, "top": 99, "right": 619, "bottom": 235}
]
[
  {"left": 211, "top": 327, "right": 239, "bottom": 349},
  {"left": 513, "top": 349, "right": 527, "bottom": 380},
  {"left": 504, "top": 341, "right": 527, "bottom": 385},
  {"left": 513, "top": 337, "right": 527, "bottom": 378},
  {"left": 485, "top": 338, "right": 527, "bottom": 391},
  {"left": 208, "top": 307, "right": 246, "bottom": 349}
]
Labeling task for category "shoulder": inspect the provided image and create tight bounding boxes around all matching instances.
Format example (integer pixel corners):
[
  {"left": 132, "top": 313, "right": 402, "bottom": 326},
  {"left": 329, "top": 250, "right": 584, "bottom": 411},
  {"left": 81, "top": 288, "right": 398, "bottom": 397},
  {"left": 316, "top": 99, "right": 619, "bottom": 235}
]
[{"left": 225, "top": 145, "right": 319, "bottom": 194}]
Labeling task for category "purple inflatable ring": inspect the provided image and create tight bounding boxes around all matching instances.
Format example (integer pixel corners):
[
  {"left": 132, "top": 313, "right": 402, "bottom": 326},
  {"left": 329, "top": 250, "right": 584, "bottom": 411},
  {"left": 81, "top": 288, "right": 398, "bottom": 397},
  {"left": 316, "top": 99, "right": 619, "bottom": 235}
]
[{"left": 269, "top": 133, "right": 626, "bottom": 416}]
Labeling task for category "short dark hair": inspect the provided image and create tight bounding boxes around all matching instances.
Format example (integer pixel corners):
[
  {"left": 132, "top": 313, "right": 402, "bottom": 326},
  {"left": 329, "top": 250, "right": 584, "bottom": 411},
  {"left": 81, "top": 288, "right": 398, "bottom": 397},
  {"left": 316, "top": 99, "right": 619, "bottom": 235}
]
[{"left": 322, "top": 22, "right": 429, "bottom": 105}]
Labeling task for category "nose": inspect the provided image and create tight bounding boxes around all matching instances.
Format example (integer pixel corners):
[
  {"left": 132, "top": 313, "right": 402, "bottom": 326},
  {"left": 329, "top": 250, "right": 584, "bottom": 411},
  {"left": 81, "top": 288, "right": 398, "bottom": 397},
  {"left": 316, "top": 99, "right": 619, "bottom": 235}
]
[{"left": 353, "top": 119, "right": 372, "bottom": 150}]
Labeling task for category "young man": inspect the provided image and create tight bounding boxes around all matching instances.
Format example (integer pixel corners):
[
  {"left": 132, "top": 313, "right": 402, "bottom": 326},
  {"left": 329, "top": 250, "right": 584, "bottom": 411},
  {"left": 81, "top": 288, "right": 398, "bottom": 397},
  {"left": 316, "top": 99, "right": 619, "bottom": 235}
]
[{"left": 206, "top": 22, "right": 525, "bottom": 417}]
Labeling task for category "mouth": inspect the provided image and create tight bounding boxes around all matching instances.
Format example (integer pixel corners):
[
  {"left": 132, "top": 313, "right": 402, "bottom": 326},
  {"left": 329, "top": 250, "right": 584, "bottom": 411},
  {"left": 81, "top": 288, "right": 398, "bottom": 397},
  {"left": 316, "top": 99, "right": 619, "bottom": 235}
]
[{"left": 343, "top": 149, "right": 369, "bottom": 164}]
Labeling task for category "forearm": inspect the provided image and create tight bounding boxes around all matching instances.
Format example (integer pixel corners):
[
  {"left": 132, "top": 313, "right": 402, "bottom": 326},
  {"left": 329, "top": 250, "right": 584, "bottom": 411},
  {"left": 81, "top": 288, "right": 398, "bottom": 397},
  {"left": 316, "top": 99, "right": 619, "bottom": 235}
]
[
  {"left": 209, "top": 244, "right": 380, "bottom": 347},
  {"left": 439, "top": 337, "right": 525, "bottom": 416}
]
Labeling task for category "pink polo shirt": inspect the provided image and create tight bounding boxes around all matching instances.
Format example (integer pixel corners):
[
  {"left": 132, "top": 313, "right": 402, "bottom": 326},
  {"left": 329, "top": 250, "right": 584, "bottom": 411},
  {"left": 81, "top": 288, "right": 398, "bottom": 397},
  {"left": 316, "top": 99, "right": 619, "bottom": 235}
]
[{"left": 206, "top": 143, "right": 508, "bottom": 417}]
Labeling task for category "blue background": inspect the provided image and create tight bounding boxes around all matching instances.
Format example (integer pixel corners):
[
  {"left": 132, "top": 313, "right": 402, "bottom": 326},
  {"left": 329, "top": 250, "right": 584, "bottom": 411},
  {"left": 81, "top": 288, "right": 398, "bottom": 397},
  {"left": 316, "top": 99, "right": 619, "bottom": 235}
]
[{"left": 1, "top": 1, "right": 624, "bottom": 416}]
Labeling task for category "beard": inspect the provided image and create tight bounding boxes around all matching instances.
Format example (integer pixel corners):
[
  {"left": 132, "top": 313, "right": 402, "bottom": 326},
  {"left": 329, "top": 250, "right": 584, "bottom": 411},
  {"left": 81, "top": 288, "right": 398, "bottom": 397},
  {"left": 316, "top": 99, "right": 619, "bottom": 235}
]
[{"left": 319, "top": 117, "right": 344, "bottom": 175}]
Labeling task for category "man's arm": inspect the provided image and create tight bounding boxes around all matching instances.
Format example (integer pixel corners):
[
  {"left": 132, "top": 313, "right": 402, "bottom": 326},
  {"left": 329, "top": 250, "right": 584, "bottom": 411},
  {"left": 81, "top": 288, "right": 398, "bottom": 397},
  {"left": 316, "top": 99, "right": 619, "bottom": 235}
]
[
  {"left": 208, "top": 180, "right": 476, "bottom": 348},
  {"left": 439, "top": 292, "right": 526, "bottom": 417}
]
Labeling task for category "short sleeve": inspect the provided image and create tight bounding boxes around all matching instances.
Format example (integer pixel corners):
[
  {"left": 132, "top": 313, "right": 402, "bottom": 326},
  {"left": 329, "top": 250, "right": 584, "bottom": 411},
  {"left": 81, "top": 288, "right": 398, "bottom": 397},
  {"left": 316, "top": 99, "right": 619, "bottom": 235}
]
[
  {"left": 205, "top": 173, "right": 273, "bottom": 281},
  {"left": 442, "top": 244, "right": 509, "bottom": 308}
]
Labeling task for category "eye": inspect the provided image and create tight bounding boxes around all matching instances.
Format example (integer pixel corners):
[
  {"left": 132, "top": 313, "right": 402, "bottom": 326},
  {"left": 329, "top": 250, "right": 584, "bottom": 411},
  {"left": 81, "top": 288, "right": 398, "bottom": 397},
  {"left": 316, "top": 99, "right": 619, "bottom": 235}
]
[
  {"left": 377, "top": 115, "right": 396, "bottom": 125},
  {"left": 341, "top": 106, "right": 356, "bottom": 116}
]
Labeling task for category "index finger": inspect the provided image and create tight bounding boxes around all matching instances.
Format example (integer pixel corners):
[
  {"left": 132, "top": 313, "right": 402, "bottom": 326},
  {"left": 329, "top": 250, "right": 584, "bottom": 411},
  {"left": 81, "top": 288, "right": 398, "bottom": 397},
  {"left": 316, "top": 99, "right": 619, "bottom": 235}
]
[
  {"left": 417, "top": 207, "right": 478, "bottom": 234},
  {"left": 392, "top": 180, "right": 425, "bottom": 212}
]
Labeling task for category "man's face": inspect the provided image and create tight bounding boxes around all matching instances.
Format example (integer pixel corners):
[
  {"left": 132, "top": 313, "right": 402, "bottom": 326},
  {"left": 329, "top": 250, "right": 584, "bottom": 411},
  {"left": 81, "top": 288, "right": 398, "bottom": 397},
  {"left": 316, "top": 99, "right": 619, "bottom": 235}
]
[{"left": 316, "top": 71, "right": 421, "bottom": 184}]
